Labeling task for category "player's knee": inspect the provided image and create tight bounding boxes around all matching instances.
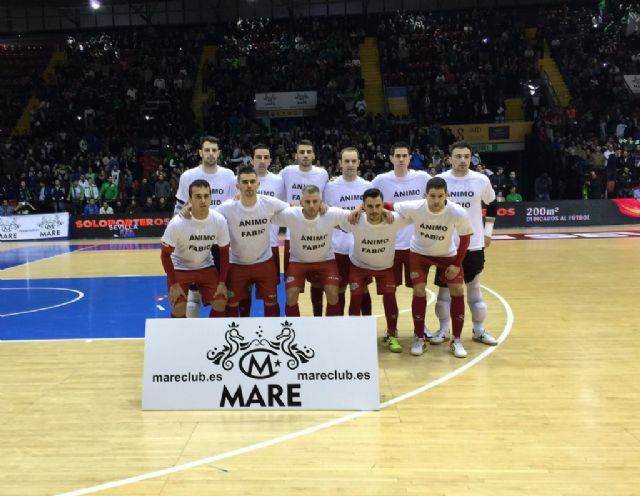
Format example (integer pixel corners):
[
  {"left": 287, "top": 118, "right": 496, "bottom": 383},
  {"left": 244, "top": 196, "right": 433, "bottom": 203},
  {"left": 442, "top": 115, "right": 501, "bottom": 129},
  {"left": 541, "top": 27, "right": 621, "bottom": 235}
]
[
  {"left": 470, "top": 300, "right": 487, "bottom": 321},
  {"left": 173, "top": 302, "right": 187, "bottom": 318},
  {"left": 324, "top": 285, "right": 339, "bottom": 301}
]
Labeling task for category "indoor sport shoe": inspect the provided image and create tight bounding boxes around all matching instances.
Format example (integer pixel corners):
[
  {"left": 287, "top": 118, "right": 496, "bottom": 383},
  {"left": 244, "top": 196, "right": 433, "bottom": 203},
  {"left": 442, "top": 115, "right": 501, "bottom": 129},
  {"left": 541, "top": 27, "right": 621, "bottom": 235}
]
[
  {"left": 450, "top": 340, "right": 468, "bottom": 358},
  {"left": 387, "top": 336, "right": 402, "bottom": 353},
  {"left": 472, "top": 330, "right": 498, "bottom": 346},
  {"left": 410, "top": 338, "right": 426, "bottom": 356},
  {"left": 423, "top": 327, "right": 435, "bottom": 340},
  {"left": 429, "top": 330, "right": 450, "bottom": 345}
]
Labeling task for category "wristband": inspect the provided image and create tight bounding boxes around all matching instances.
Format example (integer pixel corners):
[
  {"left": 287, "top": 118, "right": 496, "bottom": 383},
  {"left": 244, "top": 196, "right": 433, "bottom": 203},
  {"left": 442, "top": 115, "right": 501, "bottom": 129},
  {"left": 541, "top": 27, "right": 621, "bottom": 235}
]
[{"left": 484, "top": 222, "right": 494, "bottom": 238}]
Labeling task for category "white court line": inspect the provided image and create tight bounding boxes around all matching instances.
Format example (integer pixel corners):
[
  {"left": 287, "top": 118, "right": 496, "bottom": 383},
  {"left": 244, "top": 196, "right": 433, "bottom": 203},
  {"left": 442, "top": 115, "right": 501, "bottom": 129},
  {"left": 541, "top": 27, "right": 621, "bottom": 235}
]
[
  {"left": 56, "top": 284, "right": 513, "bottom": 496},
  {"left": 0, "top": 288, "right": 85, "bottom": 318}
]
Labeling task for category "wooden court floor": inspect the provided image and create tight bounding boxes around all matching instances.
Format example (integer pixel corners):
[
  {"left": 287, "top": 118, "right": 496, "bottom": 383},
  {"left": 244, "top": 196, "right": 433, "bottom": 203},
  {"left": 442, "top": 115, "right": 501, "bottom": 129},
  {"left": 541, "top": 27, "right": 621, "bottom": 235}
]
[{"left": 1, "top": 227, "right": 640, "bottom": 496}]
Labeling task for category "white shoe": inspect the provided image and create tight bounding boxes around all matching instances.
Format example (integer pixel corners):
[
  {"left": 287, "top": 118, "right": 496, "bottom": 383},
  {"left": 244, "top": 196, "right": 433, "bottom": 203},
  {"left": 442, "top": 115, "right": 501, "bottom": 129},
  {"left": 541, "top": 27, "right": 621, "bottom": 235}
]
[
  {"left": 410, "top": 338, "right": 426, "bottom": 356},
  {"left": 450, "top": 340, "right": 468, "bottom": 358},
  {"left": 429, "top": 330, "right": 450, "bottom": 345},
  {"left": 472, "top": 330, "right": 498, "bottom": 346},
  {"left": 423, "top": 327, "right": 434, "bottom": 340}
]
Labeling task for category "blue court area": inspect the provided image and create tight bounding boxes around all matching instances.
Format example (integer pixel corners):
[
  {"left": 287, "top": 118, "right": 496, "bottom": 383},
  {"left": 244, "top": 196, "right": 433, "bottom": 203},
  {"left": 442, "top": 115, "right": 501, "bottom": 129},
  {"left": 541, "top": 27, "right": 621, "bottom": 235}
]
[
  {"left": 0, "top": 276, "right": 287, "bottom": 341},
  {"left": 0, "top": 242, "right": 286, "bottom": 341}
]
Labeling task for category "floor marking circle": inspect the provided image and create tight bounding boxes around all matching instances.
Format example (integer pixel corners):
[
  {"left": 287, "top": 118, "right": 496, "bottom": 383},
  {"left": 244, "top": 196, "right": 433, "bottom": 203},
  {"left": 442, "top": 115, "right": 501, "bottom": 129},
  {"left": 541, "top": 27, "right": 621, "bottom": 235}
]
[
  {"left": 56, "top": 284, "right": 513, "bottom": 496},
  {"left": 0, "top": 287, "right": 85, "bottom": 318}
]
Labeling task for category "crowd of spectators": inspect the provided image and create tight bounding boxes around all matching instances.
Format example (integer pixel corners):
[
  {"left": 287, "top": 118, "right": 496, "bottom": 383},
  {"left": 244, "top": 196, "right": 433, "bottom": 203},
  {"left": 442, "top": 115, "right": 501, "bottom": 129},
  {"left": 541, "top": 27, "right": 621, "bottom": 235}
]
[
  {"left": 3, "top": 6, "right": 640, "bottom": 214},
  {"left": 527, "top": 2, "right": 640, "bottom": 200},
  {"left": 379, "top": 10, "right": 538, "bottom": 125}
]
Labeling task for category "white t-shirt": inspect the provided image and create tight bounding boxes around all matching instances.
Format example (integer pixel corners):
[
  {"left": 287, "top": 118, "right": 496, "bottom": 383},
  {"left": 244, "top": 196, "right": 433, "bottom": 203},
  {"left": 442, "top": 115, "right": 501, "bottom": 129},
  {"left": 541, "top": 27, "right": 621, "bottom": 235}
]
[
  {"left": 216, "top": 196, "right": 289, "bottom": 265},
  {"left": 394, "top": 200, "right": 473, "bottom": 257},
  {"left": 175, "top": 165, "right": 236, "bottom": 212},
  {"left": 340, "top": 212, "right": 410, "bottom": 270},
  {"left": 161, "top": 209, "right": 230, "bottom": 270},
  {"left": 437, "top": 169, "right": 496, "bottom": 251},
  {"left": 256, "top": 172, "right": 286, "bottom": 248},
  {"left": 371, "top": 169, "right": 431, "bottom": 249},
  {"left": 323, "top": 176, "right": 371, "bottom": 254},
  {"left": 280, "top": 165, "right": 329, "bottom": 203},
  {"left": 272, "top": 207, "right": 348, "bottom": 263}
]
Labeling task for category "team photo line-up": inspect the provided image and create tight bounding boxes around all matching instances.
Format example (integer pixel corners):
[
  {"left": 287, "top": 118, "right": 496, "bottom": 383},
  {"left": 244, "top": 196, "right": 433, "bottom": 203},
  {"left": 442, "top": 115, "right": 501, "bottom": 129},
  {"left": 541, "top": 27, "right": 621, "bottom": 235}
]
[{"left": 160, "top": 136, "right": 499, "bottom": 358}]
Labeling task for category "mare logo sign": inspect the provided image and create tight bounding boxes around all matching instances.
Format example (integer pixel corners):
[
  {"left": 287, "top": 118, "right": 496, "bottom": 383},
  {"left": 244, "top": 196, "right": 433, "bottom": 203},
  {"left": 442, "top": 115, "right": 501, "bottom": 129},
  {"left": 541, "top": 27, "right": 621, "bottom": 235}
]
[
  {"left": 37, "top": 215, "right": 64, "bottom": 231},
  {"left": 206, "top": 320, "right": 315, "bottom": 379},
  {"left": 0, "top": 218, "right": 20, "bottom": 233}
]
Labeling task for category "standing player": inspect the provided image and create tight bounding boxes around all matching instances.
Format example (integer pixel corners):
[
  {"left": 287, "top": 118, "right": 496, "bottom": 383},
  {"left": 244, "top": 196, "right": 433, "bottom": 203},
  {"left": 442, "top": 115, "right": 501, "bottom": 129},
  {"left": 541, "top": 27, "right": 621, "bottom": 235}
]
[
  {"left": 430, "top": 140, "right": 498, "bottom": 347},
  {"left": 341, "top": 188, "right": 409, "bottom": 352},
  {"left": 391, "top": 177, "right": 473, "bottom": 357},
  {"left": 280, "top": 140, "right": 329, "bottom": 316},
  {"left": 174, "top": 136, "right": 237, "bottom": 317},
  {"left": 371, "top": 142, "right": 432, "bottom": 337},
  {"left": 323, "top": 147, "right": 371, "bottom": 315},
  {"left": 217, "top": 166, "right": 289, "bottom": 318},
  {"left": 272, "top": 186, "right": 346, "bottom": 317},
  {"left": 160, "top": 180, "right": 230, "bottom": 318}
]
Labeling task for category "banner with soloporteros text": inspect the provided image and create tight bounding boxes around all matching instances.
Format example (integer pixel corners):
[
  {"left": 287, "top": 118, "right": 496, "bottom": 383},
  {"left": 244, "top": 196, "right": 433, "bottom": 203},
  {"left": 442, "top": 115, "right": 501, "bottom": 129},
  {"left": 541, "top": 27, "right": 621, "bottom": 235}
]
[
  {"left": 71, "top": 213, "right": 171, "bottom": 239},
  {"left": 142, "top": 317, "right": 380, "bottom": 411},
  {"left": 494, "top": 199, "right": 640, "bottom": 228},
  {"left": 0, "top": 212, "right": 69, "bottom": 241}
]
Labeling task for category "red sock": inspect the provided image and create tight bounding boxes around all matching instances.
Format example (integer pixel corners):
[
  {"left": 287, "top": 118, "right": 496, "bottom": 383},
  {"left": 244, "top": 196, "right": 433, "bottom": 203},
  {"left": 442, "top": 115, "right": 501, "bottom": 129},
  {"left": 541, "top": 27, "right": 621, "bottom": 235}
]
[
  {"left": 311, "top": 287, "right": 324, "bottom": 316},
  {"left": 210, "top": 308, "right": 226, "bottom": 318},
  {"left": 226, "top": 306, "right": 239, "bottom": 317},
  {"left": 326, "top": 302, "right": 341, "bottom": 316},
  {"left": 264, "top": 304, "right": 280, "bottom": 317},
  {"left": 348, "top": 293, "right": 362, "bottom": 316},
  {"left": 238, "top": 299, "right": 251, "bottom": 317},
  {"left": 338, "top": 292, "right": 346, "bottom": 315},
  {"left": 451, "top": 295, "right": 465, "bottom": 340},
  {"left": 411, "top": 295, "right": 427, "bottom": 337},
  {"left": 272, "top": 247, "right": 281, "bottom": 277},
  {"left": 285, "top": 304, "right": 300, "bottom": 317},
  {"left": 383, "top": 293, "right": 399, "bottom": 337},
  {"left": 361, "top": 292, "right": 372, "bottom": 316}
]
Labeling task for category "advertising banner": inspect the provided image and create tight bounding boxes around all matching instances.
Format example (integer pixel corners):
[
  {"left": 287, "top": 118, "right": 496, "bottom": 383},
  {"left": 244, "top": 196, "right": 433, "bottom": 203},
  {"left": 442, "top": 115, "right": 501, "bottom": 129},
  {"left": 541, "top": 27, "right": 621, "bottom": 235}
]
[
  {"left": 255, "top": 91, "right": 318, "bottom": 111},
  {"left": 624, "top": 74, "right": 640, "bottom": 94},
  {"left": 71, "top": 213, "right": 171, "bottom": 239},
  {"left": 142, "top": 317, "right": 380, "bottom": 411},
  {"left": 495, "top": 199, "right": 640, "bottom": 228},
  {"left": 443, "top": 122, "right": 532, "bottom": 145},
  {"left": 0, "top": 212, "right": 69, "bottom": 241}
]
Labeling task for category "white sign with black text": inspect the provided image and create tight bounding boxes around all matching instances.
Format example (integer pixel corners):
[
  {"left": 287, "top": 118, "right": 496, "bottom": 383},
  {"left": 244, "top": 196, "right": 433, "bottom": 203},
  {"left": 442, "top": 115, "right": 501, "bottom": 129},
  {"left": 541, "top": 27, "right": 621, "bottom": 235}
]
[
  {"left": 255, "top": 91, "right": 318, "bottom": 111},
  {"left": 142, "top": 317, "right": 379, "bottom": 411},
  {"left": 0, "top": 212, "right": 69, "bottom": 241}
]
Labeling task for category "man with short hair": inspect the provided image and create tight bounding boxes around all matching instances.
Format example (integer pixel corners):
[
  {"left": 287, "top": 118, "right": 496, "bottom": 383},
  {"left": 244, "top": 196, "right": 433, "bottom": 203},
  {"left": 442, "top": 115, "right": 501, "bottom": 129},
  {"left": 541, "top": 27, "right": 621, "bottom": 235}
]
[
  {"left": 174, "top": 136, "right": 237, "bottom": 317},
  {"left": 279, "top": 140, "right": 329, "bottom": 316},
  {"left": 323, "top": 146, "right": 372, "bottom": 315},
  {"left": 217, "top": 166, "right": 288, "bottom": 318},
  {"left": 272, "top": 185, "right": 346, "bottom": 317},
  {"left": 371, "top": 141, "right": 432, "bottom": 337},
  {"left": 160, "top": 179, "right": 230, "bottom": 318},
  {"left": 391, "top": 177, "right": 473, "bottom": 357},
  {"left": 341, "top": 188, "right": 409, "bottom": 352},
  {"left": 431, "top": 140, "right": 498, "bottom": 348}
]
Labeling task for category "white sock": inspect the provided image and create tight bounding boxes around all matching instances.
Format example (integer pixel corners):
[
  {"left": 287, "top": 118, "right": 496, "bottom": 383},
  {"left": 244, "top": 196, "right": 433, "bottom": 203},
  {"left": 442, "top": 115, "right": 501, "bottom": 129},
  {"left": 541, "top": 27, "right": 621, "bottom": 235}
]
[
  {"left": 467, "top": 275, "right": 487, "bottom": 333},
  {"left": 435, "top": 286, "right": 451, "bottom": 334},
  {"left": 186, "top": 289, "right": 201, "bottom": 318}
]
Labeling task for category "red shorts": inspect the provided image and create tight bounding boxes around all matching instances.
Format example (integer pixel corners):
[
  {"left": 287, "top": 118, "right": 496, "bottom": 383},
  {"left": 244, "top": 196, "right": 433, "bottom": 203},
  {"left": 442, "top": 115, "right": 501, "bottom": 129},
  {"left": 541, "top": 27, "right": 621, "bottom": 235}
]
[
  {"left": 393, "top": 249, "right": 413, "bottom": 288},
  {"left": 228, "top": 260, "right": 279, "bottom": 305},
  {"left": 409, "top": 252, "right": 464, "bottom": 285},
  {"left": 272, "top": 246, "right": 281, "bottom": 277},
  {"left": 172, "top": 266, "right": 225, "bottom": 304},
  {"left": 334, "top": 253, "right": 351, "bottom": 288},
  {"left": 285, "top": 260, "right": 340, "bottom": 291},
  {"left": 349, "top": 264, "right": 396, "bottom": 296}
]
